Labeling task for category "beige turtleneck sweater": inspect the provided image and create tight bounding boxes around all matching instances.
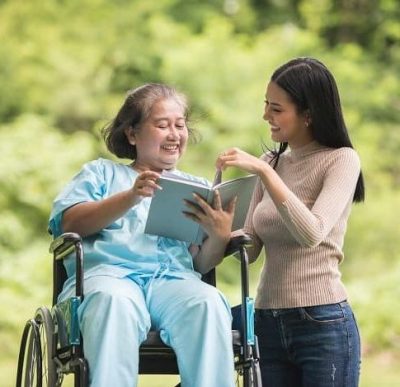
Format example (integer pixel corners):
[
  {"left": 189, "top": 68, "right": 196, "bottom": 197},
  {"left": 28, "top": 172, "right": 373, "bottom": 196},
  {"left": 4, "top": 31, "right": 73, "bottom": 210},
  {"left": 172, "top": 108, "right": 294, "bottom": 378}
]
[{"left": 243, "top": 141, "right": 361, "bottom": 309}]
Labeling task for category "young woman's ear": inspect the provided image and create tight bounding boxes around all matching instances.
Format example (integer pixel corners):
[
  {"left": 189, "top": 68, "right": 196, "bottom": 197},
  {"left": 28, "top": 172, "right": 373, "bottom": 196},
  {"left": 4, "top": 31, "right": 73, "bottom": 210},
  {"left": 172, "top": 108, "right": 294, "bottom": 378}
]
[
  {"left": 125, "top": 126, "right": 136, "bottom": 145},
  {"left": 304, "top": 110, "right": 312, "bottom": 127}
]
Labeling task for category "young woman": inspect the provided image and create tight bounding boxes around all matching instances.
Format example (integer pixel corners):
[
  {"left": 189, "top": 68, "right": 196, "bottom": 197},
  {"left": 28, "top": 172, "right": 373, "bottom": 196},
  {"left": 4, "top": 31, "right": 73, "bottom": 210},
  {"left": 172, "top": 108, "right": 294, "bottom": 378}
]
[
  {"left": 217, "top": 57, "right": 364, "bottom": 387},
  {"left": 49, "top": 83, "right": 236, "bottom": 387}
]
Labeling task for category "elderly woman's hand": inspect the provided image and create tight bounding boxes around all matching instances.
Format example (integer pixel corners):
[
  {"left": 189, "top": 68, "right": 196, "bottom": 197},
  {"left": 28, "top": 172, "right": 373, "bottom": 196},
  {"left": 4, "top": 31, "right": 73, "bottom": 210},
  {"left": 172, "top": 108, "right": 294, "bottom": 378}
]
[
  {"left": 131, "top": 171, "right": 162, "bottom": 203},
  {"left": 183, "top": 190, "right": 236, "bottom": 243}
]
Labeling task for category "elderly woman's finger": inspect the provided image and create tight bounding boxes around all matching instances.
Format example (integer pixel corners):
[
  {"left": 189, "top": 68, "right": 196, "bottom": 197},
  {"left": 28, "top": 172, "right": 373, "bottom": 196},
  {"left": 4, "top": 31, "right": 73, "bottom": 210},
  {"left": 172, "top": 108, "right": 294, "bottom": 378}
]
[
  {"left": 226, "top": 196, "right": 237, "bottom": 214},
  {"left": 213, "top": 190, "right": 223, "bottom": 210},
  {"left": 183, "top": 199, "right": 206, "bottom": 216}
]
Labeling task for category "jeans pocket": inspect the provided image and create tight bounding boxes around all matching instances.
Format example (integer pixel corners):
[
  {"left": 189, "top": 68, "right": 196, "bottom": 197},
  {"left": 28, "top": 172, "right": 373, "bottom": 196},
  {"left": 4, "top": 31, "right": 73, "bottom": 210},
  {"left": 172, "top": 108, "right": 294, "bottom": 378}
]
[{"left": 302, "top": 303, "right": 346, "bottom": 323}]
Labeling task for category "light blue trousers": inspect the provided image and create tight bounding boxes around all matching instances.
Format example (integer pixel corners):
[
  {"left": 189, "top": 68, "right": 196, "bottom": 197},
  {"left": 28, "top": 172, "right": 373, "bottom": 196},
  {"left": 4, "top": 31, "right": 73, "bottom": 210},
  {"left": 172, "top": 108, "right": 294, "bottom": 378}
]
[{"left": 60, "top": 274, "right": 235, "bottom": 387}]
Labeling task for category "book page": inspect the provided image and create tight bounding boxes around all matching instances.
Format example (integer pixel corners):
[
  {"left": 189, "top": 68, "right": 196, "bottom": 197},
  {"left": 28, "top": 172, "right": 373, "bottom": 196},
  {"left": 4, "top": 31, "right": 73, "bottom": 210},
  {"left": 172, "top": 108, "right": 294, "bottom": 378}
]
[
  {"left": 161, "top": 171, "right": 209, "bottom": 189},
  {"left": 215, "top": 174, "right": 257, "bottom": 230}
]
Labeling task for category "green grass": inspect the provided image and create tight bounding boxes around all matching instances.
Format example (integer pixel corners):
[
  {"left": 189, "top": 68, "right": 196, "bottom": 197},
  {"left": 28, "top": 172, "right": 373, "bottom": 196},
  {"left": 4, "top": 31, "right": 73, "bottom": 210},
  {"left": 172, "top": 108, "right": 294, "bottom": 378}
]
[
  {"left": 360, "top": 351, "right": 400, "bottom": 387},
  {"left": 3, "top": 353, "right": 180, "bottom": 387},
  {"left": 54, "top": 375, "right": 181, "bottom": 387},
  {"left": 4, "top": 352, "right": 400, "bottom": 386}
]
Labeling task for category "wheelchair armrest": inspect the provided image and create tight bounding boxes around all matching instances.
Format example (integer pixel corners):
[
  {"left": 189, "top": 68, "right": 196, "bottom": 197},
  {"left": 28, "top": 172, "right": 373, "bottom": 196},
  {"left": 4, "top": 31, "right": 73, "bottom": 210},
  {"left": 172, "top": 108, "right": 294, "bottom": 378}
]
[
  {"left": 50, "top": 232, "right": 82, "bottom": 259},
  {"left": 50, "top": 232, "right": 84, "bottom": 303},
  {"left": 224, "top": 234, "right": 252, "bottom": 257}
]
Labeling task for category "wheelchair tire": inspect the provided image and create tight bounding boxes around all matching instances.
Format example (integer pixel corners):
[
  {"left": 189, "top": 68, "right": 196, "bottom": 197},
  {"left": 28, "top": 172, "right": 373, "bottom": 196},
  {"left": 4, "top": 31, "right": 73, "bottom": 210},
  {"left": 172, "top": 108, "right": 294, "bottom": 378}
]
[
  {"left": 16, "top": 307, "right": 57, "bottom": 387},
  {"left": 248, "top": 359, "right": 262, "bottom": 387}
]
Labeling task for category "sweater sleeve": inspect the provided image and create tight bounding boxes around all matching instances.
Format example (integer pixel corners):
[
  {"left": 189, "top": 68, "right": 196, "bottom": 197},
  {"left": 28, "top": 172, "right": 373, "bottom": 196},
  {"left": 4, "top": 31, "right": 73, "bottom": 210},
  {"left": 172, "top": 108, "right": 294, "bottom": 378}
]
[{"left": 276, "top": 148, "right": 360, "bottom": 248}]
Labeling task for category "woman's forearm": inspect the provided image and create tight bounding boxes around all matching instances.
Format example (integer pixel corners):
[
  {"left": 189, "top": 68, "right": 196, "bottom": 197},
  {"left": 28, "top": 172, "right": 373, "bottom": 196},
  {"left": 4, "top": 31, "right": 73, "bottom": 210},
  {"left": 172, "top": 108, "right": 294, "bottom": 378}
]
[
  {"left": 193, "top": 235, "right": 230, "bottom": 274},
  {"left": 257, "top": 163, "right": 291, "bottom": 206},
  {"left": 62, "top": 189, "right": 139, "bottom": 237}
]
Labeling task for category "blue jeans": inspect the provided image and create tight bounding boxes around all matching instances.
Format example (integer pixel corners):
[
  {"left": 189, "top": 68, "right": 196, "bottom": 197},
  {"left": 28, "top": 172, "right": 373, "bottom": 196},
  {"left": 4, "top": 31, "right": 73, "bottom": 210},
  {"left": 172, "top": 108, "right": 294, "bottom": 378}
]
[{"left": 255, "top": 301, "right": 361, "bottom": 387}]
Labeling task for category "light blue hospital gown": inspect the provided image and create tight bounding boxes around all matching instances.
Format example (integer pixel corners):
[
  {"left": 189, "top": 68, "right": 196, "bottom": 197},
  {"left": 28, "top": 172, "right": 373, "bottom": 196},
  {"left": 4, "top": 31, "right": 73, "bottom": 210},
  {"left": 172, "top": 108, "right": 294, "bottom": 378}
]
[{"left": 49, "top": 158, "right": 235, "bottom": 387}]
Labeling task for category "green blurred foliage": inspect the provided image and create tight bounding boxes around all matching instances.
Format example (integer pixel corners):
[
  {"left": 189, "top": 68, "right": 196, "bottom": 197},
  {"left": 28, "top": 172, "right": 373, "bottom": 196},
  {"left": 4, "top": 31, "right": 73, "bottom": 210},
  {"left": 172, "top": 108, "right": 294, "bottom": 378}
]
[{"left": 1, "top": 0, "right": 400, "bottom": 385}]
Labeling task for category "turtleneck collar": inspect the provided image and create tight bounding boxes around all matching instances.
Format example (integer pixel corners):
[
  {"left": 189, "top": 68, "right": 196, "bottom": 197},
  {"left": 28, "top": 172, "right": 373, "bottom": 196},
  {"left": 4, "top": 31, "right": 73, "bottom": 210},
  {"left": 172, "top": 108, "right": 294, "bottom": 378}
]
[{"left": 289, "top": 141, "right": 326, "bottom": 162}]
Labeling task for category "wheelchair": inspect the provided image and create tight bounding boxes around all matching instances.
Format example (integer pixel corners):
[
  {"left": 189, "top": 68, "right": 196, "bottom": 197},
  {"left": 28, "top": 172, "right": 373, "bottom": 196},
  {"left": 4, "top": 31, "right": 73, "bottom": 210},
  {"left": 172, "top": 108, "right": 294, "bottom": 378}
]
[{"left": 16, "top": 232, "right": 262, "bottom": 387}]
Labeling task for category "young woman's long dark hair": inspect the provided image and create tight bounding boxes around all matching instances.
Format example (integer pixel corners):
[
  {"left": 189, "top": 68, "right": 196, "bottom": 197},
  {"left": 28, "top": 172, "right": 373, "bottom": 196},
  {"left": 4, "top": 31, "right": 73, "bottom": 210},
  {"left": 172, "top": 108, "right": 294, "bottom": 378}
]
[{"left": 268, "top": 57, "right": 365, "bottom": 202}]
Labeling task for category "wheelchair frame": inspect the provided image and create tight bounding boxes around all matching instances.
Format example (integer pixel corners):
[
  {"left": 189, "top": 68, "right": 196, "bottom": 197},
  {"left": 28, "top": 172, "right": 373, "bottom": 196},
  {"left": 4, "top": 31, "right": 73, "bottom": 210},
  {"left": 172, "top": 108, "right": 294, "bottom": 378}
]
[{"left": 16, "top": 232, "right": 262, "bottom": 387}]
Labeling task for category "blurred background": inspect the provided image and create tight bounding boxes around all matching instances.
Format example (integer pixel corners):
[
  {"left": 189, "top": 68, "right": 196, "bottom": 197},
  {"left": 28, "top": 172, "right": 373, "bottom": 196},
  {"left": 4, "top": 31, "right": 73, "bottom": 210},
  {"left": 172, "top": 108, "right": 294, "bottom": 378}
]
[{"left": 1, "top": 0, "right": 399, "bottom": 386}]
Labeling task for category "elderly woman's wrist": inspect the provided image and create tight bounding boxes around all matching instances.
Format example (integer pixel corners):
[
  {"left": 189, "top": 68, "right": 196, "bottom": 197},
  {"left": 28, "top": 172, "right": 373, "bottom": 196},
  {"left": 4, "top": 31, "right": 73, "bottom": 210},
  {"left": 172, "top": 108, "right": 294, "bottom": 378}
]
[{"left": 214, "top": 233, "right": 231, "bottom": 246}]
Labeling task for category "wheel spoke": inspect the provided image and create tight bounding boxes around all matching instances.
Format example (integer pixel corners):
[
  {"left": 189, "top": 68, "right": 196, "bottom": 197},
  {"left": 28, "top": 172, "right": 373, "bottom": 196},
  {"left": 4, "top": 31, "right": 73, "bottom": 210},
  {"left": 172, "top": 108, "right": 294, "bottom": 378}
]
[
  {"left": 35, "top": 307, "right": 57, "bottom": 387},
  {"left": 39, "top": 322, "right": 49, "bottom": 384}
]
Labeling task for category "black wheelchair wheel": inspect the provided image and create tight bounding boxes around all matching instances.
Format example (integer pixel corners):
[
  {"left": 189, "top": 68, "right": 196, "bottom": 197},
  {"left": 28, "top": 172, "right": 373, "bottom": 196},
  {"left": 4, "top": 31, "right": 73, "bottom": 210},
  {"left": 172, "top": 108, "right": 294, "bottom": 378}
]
[
  {"left": 248, "top": 359, "right": 262, "bottom": 387},
  {"left": 236, "top": 350, "right": 262, "bottom": 387},
  {"left": 16, "top": 307, "right": 57, "bottom": 387},
  {"left": 35, "top": 307, "right": 57, "bottom": 386},
  {"left": 16, "top": 318, "right": 41, "bottom": 387},
  {"left": 235, "top": 358, "right": 262, "bottom": 387}
]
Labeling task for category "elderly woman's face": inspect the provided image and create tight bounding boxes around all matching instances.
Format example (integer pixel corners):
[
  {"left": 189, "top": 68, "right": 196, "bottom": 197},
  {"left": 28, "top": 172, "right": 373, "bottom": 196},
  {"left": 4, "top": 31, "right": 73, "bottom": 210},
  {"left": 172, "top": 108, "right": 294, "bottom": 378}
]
[{"left": 127, "top": 98, "right": 189, "bottom": 172}]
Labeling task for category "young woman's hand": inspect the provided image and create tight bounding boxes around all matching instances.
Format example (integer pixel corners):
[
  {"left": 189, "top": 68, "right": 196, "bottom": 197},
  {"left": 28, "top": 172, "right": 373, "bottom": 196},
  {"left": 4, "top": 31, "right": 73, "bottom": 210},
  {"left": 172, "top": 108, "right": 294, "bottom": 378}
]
[
  {"left": 217, "top": 146, "right": 292, "bottom": 209},
  {"left": 183, "top": 190, "right": 236, "bottom": 243},
  {"left": 216, "top": 147, "right": 266, "bottom": 175}
]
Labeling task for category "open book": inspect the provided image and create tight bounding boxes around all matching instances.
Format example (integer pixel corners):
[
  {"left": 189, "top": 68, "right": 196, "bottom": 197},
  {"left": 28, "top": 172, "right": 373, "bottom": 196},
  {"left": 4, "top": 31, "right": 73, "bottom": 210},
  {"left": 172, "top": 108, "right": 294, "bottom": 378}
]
[{"left": 144, "top": 172, "right": 257, "bottom": 244}]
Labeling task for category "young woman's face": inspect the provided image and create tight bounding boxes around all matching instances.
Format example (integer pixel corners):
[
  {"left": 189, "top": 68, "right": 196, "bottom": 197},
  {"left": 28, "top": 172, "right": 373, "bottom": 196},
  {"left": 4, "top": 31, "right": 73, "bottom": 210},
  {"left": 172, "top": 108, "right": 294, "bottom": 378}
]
[
  {"left": 263, "top": 81, "right": 313, "bottom": 148},
  {"left": 127, "top": 98, "right": 189, "bottom": 172}
]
